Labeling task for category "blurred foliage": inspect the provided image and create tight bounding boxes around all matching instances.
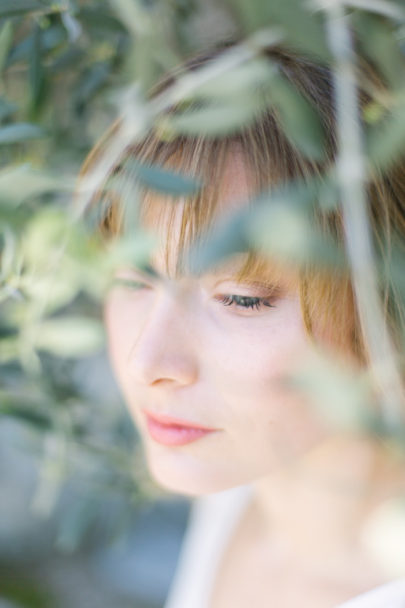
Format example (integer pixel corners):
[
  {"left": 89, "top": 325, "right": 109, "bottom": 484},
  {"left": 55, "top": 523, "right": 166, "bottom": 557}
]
[
  {"left": 1, "top": 0, "right": 405, "bottom": 576},
  {"left": 0, "top": 0, "right": 195, "bottom": 562},
  {"left": 0, "top": 566, "right": 53, "bottom": 607}
]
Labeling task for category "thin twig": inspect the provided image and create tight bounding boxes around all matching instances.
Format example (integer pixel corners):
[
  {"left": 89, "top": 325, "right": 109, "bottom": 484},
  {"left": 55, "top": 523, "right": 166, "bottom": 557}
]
[
  {"left": 325, "top": 5, "right": 405, "bottom": 430},
  {"left": 73, "top": 28, "right": 283, "bottom": 220}
]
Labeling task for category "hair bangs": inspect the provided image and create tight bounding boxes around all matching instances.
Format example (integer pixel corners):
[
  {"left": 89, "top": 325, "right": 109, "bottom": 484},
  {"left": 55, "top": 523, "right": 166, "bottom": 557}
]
[
  {"left": 80, "top": 42, "right": 396, "bottom": 366},
  {"left": 100, "top": 126, "right": 305, "bottom": 288}
]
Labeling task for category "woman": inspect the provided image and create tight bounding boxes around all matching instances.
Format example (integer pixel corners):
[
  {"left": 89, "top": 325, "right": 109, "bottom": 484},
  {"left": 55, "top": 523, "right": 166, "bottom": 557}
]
[{"left": 82, "top": 41, "right": 405, "bottom": 607}]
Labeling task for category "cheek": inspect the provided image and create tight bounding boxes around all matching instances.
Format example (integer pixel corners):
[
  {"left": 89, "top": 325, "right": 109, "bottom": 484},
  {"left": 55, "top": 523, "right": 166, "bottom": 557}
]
[
  {"left": 104, "top": 297, "right": 150, "bottom": 432},
  {"left": 103, "top": 296, "right": 135, "bottom": 386},
  {"left": 203, "top": 309, "right": 326, "bottom": 457},
  {"left": 206, "top": 306, "right": 309, "bottom": 395}
]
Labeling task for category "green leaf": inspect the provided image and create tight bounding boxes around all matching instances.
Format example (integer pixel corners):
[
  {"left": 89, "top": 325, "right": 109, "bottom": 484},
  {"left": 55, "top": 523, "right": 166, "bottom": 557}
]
[
  {"left": 7, "top": 23, "right": 66, "bottom": 67},
  {"left": 6, "top": 32, "right": 34, "bottom": 65},
  {"left": 129, "top": 32, "right": 167, "bottom": 92},
  {"left": 0, "top": 97, "right": 17, "bottom": 121},
  {"left": 367, "top": 100, "right": 405, "bottom": 170},
  {"left": 79, "top": 7, "right": 127, "bottom": 34},
  {"left": 0, "top": 336, "right": 19, "bottom": 363},
  {"left": 186, "top": 180, "right": 344, "bottom": 275},
  {"left": 186, "top": 209, "right": 249, "bottom": 277},
  {"left": 354, "top": 12, "right": 405, "bottom": 91},
  {"left": 0, "top": 0, "right": 45, "bottom": 17},
  {"left": 106, "top": 231, "right": 158, "bottom": 275},
  {"left": 246, "top": 199, "right": 342, "bottom": 267},
  {"left": 165, "top": 97, "right": 263, "bottom": 137},
  {"left": 74, "top": 62, "right": 110, "bottom": 110},
  {"left": 0, "top": 402, "right": 51, "bottom": 429},
  {"left": 271, "top": 0, "right": 329, "bottom": 58},
  {"left": 34, "top": 317, "right": 104, "bottom": 357},
  {"left": 21, "top": 275, "right": 79, "bottom": 315},
  {"left": 50, "top": 46, "right": 84, "bottom": 72},
  {"left": 30, "top": 23, "right": 46, "bottom": 114},
  {"left": 187, "top": 57, "right": 276, "bottom": 101},
  {"left": 123, "top": 159, "right": 202, "bottom": 196},
  {"left": 0, "top": 20, "right": 13, "bottom": 76},
  {"left": 0, "top": 204, "right": 28, "bottom": 230},
  {"left": 21, "top": 207, "right": 69, "bottom": 266},
  {"left": 287, "top": 349, "right": 374, "bottom": 432},
  {"left": 0, "top": 165, "right": 68, "bottom": 205},
  {"left": 227, "top": 0, "right": 329, "bottom": 59},
  {"left": 267, "top": 71, "right": 325, "bottom": 161},
  {"left": 0, "top": 122, "right": 45, "bottom": 144},
  {"left": 347, "top": 0, "right": 405, "bottom": 22},
  {"left": 56, "top": 497, "right": 97, "bottom": 553}
]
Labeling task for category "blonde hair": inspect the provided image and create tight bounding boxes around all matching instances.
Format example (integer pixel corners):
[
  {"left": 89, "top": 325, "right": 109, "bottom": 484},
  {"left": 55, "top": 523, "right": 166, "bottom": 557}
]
[{"left": 81, "top": 42, "right": 405, "bottom": 371}]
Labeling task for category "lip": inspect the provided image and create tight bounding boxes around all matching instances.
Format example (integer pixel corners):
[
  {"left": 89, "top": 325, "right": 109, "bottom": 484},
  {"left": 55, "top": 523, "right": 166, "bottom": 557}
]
[
  {"left": 142, "top": 409, "right": 221, "bottom": 446},
  {"left": 142, "top": 409, "right": 219, "bottom": 431}
]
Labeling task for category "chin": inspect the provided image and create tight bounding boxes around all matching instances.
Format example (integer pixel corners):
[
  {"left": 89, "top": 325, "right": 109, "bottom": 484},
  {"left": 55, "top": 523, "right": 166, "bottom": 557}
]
[{"left": 145, "top": 451, "right": 243, "bottom": 497}]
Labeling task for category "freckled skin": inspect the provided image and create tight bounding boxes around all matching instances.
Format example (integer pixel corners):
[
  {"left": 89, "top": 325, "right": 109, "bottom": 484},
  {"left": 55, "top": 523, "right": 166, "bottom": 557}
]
[{"left": 104, "top": 155, "right": 329, "bottom": 496}]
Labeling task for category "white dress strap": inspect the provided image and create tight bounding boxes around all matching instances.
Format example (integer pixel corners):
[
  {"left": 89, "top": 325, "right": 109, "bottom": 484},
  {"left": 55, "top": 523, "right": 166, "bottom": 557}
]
[
  {"left": 164, "top": 484, "right": 253, "bottom": 608},
  {"left": 336, "top": 579, "right": 405, "bottom": 608}
]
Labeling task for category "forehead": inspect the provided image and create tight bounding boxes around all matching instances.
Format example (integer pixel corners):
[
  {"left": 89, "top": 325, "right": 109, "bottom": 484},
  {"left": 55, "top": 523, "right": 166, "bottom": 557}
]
[
  {"left": 134, "top": 147, "right": 299, "bottom": 290},
  {"left": 140, "top": 150, "right": 253, "bottom": 276},
  {"left": 141, "top": 148, "right": 252, "bottom": 223}
]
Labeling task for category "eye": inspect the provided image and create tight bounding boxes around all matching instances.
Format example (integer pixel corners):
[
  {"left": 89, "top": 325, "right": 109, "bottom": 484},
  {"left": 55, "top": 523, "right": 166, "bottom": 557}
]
[
  {"left": 217, "top": 294, "right": 275, "bottom": 311},
  {"left": 111, "top": 277, "right": 146, "bottom": 290},
  {"left": 109, "top": 265, "right": 162, "bottom": 293}
]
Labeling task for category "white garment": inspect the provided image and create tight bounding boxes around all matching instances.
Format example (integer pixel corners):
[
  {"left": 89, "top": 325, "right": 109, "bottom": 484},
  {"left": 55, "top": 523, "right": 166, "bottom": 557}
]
[
  {"left": 164, "top": 484, "right": 405, "bottom": 608},
  {"left": 338, "top": 581, "right": 405, "bottom": 608}
]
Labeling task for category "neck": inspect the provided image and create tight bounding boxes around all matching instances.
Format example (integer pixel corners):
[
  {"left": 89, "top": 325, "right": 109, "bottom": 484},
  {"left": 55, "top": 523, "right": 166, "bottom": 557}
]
[{"left": 251, "top": 434, "right": 399, "bottom": 577}]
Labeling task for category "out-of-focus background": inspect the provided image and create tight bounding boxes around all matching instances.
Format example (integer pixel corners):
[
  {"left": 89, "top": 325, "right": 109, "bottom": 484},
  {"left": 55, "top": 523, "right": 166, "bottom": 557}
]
[
  {"left": 0, "top": 362, "right": 190, "bottom": 608},
  {"left": 0, "top": 1, "right": 233, "bottom": 606},
  {"left": 1, "top": 1, "right": 405, "bottom": 606}
]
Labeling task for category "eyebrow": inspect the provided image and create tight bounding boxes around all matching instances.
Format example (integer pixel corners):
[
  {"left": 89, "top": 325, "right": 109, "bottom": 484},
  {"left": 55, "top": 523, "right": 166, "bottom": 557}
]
[
  {"left": 133, "top": 260, "right": 282, "bottom": 295},
  {"left": 138, "top": 261, "right": 164, "bottom": 281},
  {"left": 138, "top": 255, "right": 249, "bottom": 280}
]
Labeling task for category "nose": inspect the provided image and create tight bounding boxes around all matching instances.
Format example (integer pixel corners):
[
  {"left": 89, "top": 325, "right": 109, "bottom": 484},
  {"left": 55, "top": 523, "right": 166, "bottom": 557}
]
[{"left": 127, "top": 288, "right": 199, "bottom": 388}]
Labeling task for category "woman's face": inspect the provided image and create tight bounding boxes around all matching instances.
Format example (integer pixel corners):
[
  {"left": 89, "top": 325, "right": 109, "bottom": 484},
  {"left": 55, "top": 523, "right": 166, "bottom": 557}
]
[{"left": 104, "top": 155, "right": 329, "bottom": 495}]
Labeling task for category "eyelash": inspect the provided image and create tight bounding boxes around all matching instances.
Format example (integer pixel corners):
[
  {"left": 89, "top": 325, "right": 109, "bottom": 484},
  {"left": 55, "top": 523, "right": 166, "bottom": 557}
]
[
  {"left": 218, "top": 294, "right": 275, "bottom": 311},
  {"left": 113, "top": 278, "right": 145, "bottom": 290},
  {"left": 112, "top": 278, "right": 275, "bottom": 311}
]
